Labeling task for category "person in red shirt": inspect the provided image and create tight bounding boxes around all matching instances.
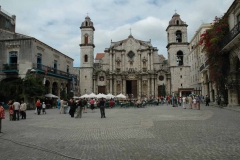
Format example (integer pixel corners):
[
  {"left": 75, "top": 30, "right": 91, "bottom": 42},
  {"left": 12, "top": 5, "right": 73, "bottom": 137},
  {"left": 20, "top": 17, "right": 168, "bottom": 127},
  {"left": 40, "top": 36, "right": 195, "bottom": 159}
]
[
  {"left": 0, "top": 102, "right": 5, "bottom": 133},
  {"left": 90, "top": 98, "right": 95, "bottom": 113},
  {"left": 35, "top": 99, "right": 41, "bottom": 115},
  {"left": 109, "top": 99, "right": 114, "bottom": 108}
]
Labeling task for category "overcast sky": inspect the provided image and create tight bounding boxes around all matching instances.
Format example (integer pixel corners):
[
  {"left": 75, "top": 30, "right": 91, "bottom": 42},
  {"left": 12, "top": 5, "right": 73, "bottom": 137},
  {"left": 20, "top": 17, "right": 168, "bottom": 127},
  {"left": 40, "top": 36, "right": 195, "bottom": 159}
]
[{"left": 1, "top": 0, "right": 234, "bottom": 67}]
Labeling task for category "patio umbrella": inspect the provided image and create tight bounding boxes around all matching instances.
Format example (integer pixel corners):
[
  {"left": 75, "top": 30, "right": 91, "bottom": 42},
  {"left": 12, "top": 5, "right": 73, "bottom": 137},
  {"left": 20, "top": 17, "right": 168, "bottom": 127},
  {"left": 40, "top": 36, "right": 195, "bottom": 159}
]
[
  {"left": 45, "top": 93, "right": 59, "bottom": 99},
  {"left": 80, "top": 94, "right": 89, "bottom": 98},
  {"left": 96, "top": 93, "right": 107, "bottom": 99},
  {"left": 106, "top": 93, "right": 115, "bottom": 99},
  {"left": 116, "top": 93, "right": 126, "bottom": 99},
  {"left": 73, "top": 96, "right": 79, "bottom": 99},
  {"left": 88, "top": 93, "right": 97, "bottom": 98}
]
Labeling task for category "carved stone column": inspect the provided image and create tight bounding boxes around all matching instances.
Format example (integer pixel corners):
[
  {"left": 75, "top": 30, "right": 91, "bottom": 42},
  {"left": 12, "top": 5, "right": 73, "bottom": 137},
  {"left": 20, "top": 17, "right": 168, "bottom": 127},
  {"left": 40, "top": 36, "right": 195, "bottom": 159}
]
[
  {"left": 138, "top": 51, "right": 141, "bottom": 70},
  {"left": 138, "top": 79, "right": 141, "bottom": 98},
  {"left": 151, "top": 77, "right": 154, "bottom": 96},
  {"left": 110, "top": 52, "right": 112, "bottom": 72},
  {"left": 148, "top": 78, "right": 151, "bottom": 97},
  {"left": 151, "top": 50, "right": 153, "bottom": 70},
  {"left": 123, "top": 79, "right": 126, "bottom": 94},
  {"left": 110, "top": 78, "right": 113, "bottom": 94},
  {"left": 113, "top": 52, "right": 116, "bottom": 71},
  {"left": 147, "top": 52, "right": 150, "bottom": 70},
  {"left": 113, "top": 78, "right": 117, "bottom": 95}
]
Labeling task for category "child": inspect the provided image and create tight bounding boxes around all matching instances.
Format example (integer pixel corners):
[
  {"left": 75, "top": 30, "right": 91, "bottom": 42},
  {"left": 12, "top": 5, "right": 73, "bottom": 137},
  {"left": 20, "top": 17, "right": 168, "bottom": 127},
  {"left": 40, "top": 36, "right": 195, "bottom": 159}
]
[
  {"left": 42, "top": 102, "right": 46, "bottom": 114},
  {"left": 193, "top": 98, "right": 197, "bottom": 109}
]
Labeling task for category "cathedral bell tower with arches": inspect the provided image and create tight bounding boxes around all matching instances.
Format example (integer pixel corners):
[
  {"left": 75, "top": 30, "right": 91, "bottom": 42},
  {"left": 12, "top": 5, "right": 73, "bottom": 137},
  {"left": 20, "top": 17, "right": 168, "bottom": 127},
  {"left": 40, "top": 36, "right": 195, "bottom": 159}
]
[
  {"left": 79, "top": 16, "right": 95, "bottom": 95},
  {"left": 166, "top": 13, "right": 192, "bottom": 96}
]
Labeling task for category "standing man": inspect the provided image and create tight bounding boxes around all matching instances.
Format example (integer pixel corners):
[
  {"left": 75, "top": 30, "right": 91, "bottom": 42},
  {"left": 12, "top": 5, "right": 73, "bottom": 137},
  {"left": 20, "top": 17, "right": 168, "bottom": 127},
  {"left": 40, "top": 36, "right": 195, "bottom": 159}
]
[
  {"left": 13, "top": 100, "right": 20, "bottom": 120},
  {"left": 20, "top": 100, "right": 27, "bottom": 119},
  {"left": 196, "top": 95, "right": 201, "bottom": 110},
  {"left": 75, "top": 98, "right": 83, "bottom": 118},
  {"left": 99, "top": 98, "right": 106, "bottom": 118},
  {"left": 82, "top": 98, "right": 87, "bottom": 113},
  {"left": 0, "top": 102, "right": 5, "bottom": 133},
  {"left": 188, "top": 96, "right": 193, "bottom": 109},
  {"left": 206, "top": 95, "right": 210, "bottom": 106}
]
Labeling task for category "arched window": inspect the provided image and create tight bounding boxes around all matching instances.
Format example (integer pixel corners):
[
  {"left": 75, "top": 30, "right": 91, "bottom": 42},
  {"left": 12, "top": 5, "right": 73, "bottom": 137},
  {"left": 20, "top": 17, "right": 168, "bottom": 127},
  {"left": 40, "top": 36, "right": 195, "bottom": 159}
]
[
  {"left": 84, "top": 55, "right": 88, "bottom": 62},
  {"left": 84, "top": 34, "right": 88, "bottom": 44},
  {"left": 176, "top": 30, "right": 182, "bottom": 42},
  {"left": 85, "top": 21, "right": 88, "bottom": 26},
  {"left": 177, "top": 51, "right": 183, "bottom": 66}
]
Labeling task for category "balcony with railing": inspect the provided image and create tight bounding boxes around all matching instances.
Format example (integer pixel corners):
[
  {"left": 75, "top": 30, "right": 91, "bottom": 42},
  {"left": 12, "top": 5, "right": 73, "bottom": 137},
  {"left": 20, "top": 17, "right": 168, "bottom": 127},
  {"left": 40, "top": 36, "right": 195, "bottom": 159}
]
[
  {"left": 2, "top": 63, "right": 19, "bottom": 73},
  {"left": 32, "top": 63, "right": 77, "bottom": 80},
  {"left": 221, "top": 21, "right": 240, "bottom": 51}
]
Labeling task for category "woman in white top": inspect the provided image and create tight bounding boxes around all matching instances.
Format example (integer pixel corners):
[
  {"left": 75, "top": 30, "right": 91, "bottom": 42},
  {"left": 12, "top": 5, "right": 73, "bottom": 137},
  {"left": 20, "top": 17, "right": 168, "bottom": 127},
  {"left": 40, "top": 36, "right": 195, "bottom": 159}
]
[
  {"left": 42, "top": 102, "right": 46, "bottom": 114},
  {"left": 182, "top": 96, "right": 186, "bottom": 109}
]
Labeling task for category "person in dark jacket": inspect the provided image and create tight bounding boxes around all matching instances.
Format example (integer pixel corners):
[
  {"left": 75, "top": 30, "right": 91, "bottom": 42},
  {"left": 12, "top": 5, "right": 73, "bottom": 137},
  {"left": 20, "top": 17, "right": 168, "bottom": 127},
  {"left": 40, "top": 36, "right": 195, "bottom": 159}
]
[
  {"left": 99, "top": 98, "right": 106, "bottom": 118},
  {"left": 75, "top": 99, "right": 84, "bottom": 118},
  {"left": 68, "top": 99, "right": 76, "bottom": 118}
]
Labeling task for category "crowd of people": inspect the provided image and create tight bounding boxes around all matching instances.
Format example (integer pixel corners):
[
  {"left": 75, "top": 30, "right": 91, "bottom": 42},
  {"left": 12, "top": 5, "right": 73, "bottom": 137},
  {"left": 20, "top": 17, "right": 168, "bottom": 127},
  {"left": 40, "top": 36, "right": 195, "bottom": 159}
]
[{"left": 0, "top": 94, "right": 212, "bottom": 133}]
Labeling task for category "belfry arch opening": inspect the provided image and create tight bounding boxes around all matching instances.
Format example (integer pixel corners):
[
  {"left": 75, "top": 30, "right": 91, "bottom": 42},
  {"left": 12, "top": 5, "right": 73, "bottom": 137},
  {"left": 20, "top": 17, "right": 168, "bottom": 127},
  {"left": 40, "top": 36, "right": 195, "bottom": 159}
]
[
  {"left": 176, "top": 30, "right": 182, "bottom": 42},
  {"left": 177, "top": 51, "right": 183, "bottom": 66}
]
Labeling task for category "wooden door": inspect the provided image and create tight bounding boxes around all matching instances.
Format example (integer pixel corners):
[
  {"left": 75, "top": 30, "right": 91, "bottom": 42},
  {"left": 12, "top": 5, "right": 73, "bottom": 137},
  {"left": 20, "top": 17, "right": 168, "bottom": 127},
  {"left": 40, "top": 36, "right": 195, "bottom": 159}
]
[
  {"left": 131, "top": 80, "right": 137, "bottom": 98},
  {"left": 98, "top": 86, "right": 106, "bottom": 94}
]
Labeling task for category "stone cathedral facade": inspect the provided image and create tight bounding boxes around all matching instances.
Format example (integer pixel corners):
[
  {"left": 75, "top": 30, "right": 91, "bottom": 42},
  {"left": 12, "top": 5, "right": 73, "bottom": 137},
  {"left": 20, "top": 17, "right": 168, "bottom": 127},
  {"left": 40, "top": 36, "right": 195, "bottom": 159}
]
[{"left": 79, "top": 13, "right": 193, "bottom": 98}]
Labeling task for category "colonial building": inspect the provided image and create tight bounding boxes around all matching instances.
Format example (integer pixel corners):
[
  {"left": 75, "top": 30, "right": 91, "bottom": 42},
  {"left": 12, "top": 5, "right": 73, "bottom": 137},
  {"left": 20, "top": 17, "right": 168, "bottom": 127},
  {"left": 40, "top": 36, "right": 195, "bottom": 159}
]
[
  {"left": 0, "top": 8, "right": 79, "bottom": 104},
  {"left": 79, "top": 13, "right": 194, "bottom": 98},
  {"left": 221, "top": 0, "right": 240, "bottom": 107},
  {"left": 188, "top": 23, "right": 213, "bottom": 99}
]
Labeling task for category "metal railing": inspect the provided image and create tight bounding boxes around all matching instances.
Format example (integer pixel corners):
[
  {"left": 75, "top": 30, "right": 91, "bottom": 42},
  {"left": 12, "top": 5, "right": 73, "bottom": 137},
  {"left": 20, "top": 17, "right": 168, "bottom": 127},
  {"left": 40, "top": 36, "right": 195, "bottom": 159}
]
[
  {"left": 32, "top": 63, "right": 77, "bottom": 79},
  {"left": 221, "top": 21, "right": 240, "bottom": 49},
  {"left": 2, "top": 63, "right": 19, "bottom": 70}
]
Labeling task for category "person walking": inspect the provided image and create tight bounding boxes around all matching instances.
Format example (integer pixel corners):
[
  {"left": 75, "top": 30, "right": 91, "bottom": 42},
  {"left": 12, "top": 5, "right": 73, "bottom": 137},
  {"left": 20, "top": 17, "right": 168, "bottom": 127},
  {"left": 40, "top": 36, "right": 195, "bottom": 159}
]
[
  {"left": 182, "top": 96, "right": 186, "bottom": 109},
  {"left": 75, "top": 99, "right": 83, "bottom": 118},
  {"left": 20, "top": 100, "right": 27, "bottom": 119},
  {"left": 0, "top": 102, "right": 5, "bottom": 133},
  {"left": 68, "top": 99, "right": 76, "bottom": 118},
  {"left": 196, "top": 95, "right": 201, "bottom": 110},
  {"left": 13, "top": 100, "right": 20, "bottom": 120},
  {"left": 42, "top": 102, "right": 46, "bottom": 114},
  {"left": 8, "top": 101, "right": 14, "bottom": 121},
  {"left": 99, "top": 98, "right": 106, "bottom": 118},
  {"left": 82, "top": 98, "right": 87, "bottom": 113},
  {"left": 205, "top": 95, "right": 210, "bottom": 106},
  {"left": 90, "top": 98, "right": 95, "bottom": 112},
  {"left": 60, "top": 99, "right": 63, "bottom": 114},
  {"left": 188, "top": 96, "right": 193, "bottom": 109},
  {"left": 35, "top": 99, "right": 41, "bottom": 115}
]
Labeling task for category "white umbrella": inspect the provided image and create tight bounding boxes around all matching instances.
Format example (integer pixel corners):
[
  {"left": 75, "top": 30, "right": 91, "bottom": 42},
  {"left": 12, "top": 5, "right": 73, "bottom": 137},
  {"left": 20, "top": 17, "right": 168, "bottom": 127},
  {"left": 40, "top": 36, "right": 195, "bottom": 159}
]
[
  {"left": 73, "top": 96, "right": 79, "bottom": 99},
  {"left": 88, "top": 93, "right": 97, "bottom": 98},
  {"left": 116, "top": 93, "right": 126, "bottom": 99},
  {"left": 96, "top": 93, "right": 107, "bottom": 99},
  {"left": 45, "top": 93, "right": 59, "bottom": 98},
  {"left": 106, "top": 93, "right": 115, "bottom": 99},
  {"left": 80, "top": 94, "right": 89, "bottom": 98}
]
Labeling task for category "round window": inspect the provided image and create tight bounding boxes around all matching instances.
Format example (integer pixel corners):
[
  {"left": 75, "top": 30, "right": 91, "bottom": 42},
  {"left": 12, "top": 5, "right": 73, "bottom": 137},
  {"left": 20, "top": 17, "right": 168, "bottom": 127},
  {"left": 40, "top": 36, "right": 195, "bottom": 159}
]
[{"left": 159, "top": 75, "right": 164, "bottom": 81}]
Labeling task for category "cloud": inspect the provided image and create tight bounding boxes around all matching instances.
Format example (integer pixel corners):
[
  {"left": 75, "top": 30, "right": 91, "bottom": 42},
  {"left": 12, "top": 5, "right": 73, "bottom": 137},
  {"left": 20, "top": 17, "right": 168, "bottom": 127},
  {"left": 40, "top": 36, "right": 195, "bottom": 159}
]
[{"left": 0, "top": 0, "right": 234, "bottom": 67}]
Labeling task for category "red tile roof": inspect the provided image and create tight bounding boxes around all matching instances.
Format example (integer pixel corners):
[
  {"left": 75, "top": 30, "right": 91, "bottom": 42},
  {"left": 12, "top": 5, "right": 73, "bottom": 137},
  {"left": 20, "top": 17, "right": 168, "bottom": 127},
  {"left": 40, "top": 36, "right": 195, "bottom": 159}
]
[
  {"left": 95, "top": 53, "right": 105, "bottom": 59},
  {"left": 159, "top": 54, "right": 165, "bottom": 59}
]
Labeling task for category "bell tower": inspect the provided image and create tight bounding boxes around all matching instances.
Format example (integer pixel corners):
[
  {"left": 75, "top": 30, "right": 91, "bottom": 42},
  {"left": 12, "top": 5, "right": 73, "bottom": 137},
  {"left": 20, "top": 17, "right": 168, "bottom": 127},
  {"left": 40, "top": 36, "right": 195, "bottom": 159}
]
[
  {"left": 166, "top": 13, "right": 190, "bottom": 94},
  {"left": 79, "top": 16, "right": 95, "bottom": 95}
]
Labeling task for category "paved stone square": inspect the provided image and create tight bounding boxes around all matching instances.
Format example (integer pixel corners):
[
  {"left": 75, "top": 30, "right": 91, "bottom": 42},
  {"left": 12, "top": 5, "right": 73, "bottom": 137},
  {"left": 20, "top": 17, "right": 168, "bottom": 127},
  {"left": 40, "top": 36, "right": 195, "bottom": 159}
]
[{"left": 1, "top": 104, "right": 240, "bottom": 160}]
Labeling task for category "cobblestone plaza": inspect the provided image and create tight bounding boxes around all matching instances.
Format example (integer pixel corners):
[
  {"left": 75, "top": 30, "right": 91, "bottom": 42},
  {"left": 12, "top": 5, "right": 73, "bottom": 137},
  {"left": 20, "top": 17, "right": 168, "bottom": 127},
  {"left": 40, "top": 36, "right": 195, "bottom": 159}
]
[{"left": 1, "top": 105, "right": 240, "bottom": 160}]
